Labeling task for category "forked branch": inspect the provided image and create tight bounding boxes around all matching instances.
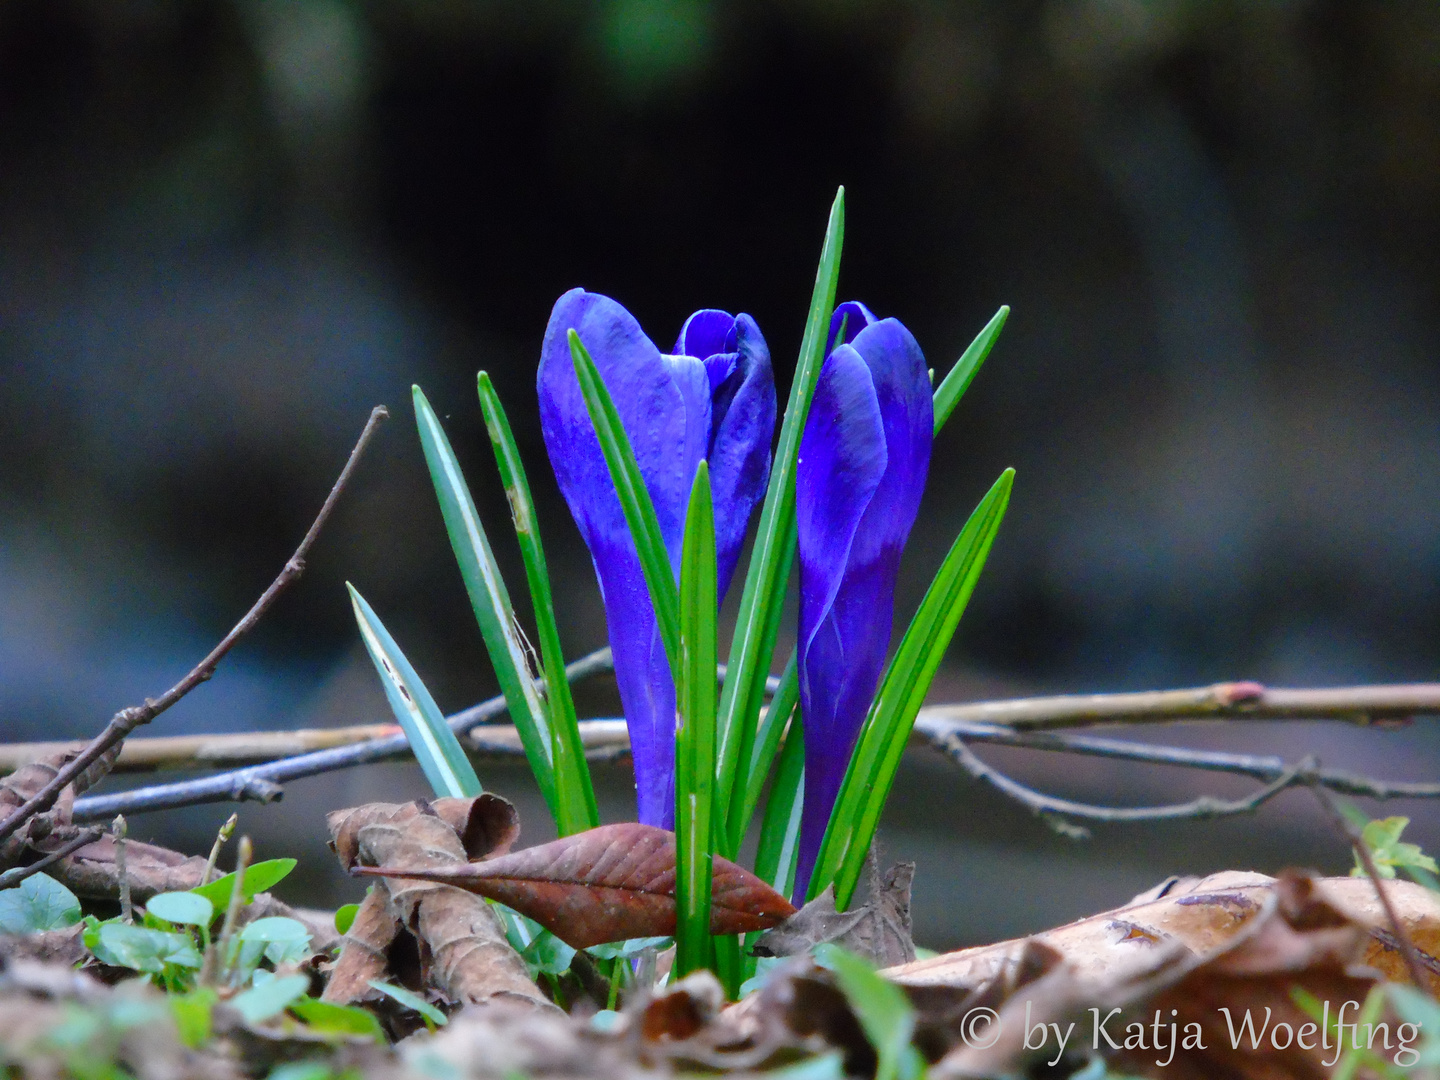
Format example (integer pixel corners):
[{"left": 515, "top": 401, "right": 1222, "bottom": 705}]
[{"left": 0, "top": 405, "right": 390, "bottom": 849}]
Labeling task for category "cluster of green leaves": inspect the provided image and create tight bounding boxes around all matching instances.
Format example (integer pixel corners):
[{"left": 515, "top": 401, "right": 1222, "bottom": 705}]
[
  {"left": 0, "top": 859, "right": 429, "bottom": 1044},
  {"left": 353, "top": 188, "right": 1013, "bottom": 996},
  {"left": 1290, "top": 983, "right": 1440, "bottom": 1078},
  {"left": 1349, "top": 816, "right": 1440, "bottom": 885}
]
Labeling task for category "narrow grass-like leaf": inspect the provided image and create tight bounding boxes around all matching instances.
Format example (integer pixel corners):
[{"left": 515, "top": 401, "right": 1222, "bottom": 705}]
[
  {"left": 715, "top": 187, "right": 844, "bottom": 837},
  {"left": 675, "top": 461, "right": 717, "bottom": 978},
  {"left": 728, "top": 649, "right": 799, "bottom": 853},
  {"left": 814, "top": 944, "right": 916, "bottom": 1080},
  {"left": 477, "top": 372, "right": 598, "bottom": 835},
  {"left": 932, "top": 306, "right": 1008, "bottom": 435},
  {"left": 413, "top": 386, "right": 557, "bottom": 816},
  {"left": 712, "top": 931, "right": 743, "bottom": 1001},
  {"left": 753, "top": 721, "right": 805, "bottom": 903},
  {"left": 368, "top": 980, "right": 448, "bottom": 1026},
  {"left": 810, "top": 468, "right": 1014, "bottom": 906},
  {"left": 743, "top": 716, "right": 806, "bottom": 984},
  {"left": 348, "top": 584, "right": 481, "bottom": 800},
  {"left": 569, "top": 330, "right": 681, "bottom": 678}
]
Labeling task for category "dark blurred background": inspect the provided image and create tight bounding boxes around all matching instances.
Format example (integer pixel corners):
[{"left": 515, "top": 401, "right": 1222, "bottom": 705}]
[{"left": 3, "top": 0, "right": 1440, "bottom": 948}]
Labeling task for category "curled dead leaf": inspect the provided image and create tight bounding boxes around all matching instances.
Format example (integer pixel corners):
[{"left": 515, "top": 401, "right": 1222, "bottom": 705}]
[
  {"left": 328, "top": 793, "right": 519, "bottom": 871},
  {"left": 754, "top": 861, "right": 916, "bottom": 968},
  {"left": 325, "top": 796, "right": 553, "bottom": 1012}
]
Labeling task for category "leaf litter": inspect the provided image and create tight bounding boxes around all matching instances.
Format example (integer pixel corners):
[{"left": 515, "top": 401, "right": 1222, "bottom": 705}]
[{"left": 8, "top": 780, "right": 1440, "bottom": 1079}]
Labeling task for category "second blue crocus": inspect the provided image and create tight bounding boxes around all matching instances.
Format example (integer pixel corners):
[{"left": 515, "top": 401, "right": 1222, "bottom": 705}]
[
  {"left": 538, "top": 289, "right": 776, "bottom": 828},
  {"left": 793, "top": 301, "right": 933, "bottom": 901}
]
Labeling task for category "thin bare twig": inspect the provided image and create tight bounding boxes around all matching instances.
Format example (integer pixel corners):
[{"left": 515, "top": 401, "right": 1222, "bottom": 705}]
[
  {"left": 921, "top": 719, "right": 1440, "bottom": 800},
  {"left": 67, "top": 696, "right": 1440, "bottom": 822},
  {"left": 0, "top": 828, "right": 104, "bottom": 889},
  {"left": 69, "top": 646, "right": 617, "bottom": 821},
  {"left": 937, "top": 733, "right": 1314, "bottom": 823},
  {"left": 1307, "top": 782, "right": 1431, "bottom": 989},
  {"left": 0, "top": 406, "right": 389, "bottom": 850},
  {"left": 921, "top": 680, "right": 1440, "bottom": 731},
  {"left": 15, "top": 710, "right": 1440, "bottom": 802},
  {"left": 0, "top": 725, "right": 403, "bottom": 777}
]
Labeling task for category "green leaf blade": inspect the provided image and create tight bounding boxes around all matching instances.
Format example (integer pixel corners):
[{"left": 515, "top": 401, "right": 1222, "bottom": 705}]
[
  {"left": 753, "top": 718, "right": 805, "bottom": 902},
  {"left": 288, "top": 996, "right": 386, "bottom": 1040},
  {"left": 231, "top": 974, "right": 311, "bottom": 1024},
  {"left": 348, "top": 584, "right": 482, "bottom": 800},
  {"left": 368, "top": 979, "right": 448, "bottom": 1026},
  {"left": 675, "top": 461, "right": 718, "bottom": 979},
  {"left": 0, "top": 872, "right": 81, "bottom": 933},
  {"left": 476, "top": 372, "right": 598, "bottom": 835},
  {"left": 811, "top": 468, "right": 1014, "bottom": 906},
  {"left": 190, "top": 858, "right": 296, "bottom": 915},
  {"left": 932, "top": 305, "right": 1008, "bottom": 435},
  {"left": 728, "top": 648, "right": 799, "bottom": 854},
  {"left": 715, "top": 187, "right": 844, "bottom": 839},
  {"left": 568, "top": 330, "right": 681, "bottom": 678},
  {"left": 814, "top": 944, "right": 916, "bottom": 1080},
  {"left": 334, "top": 903, "right": 360, "bottom": 935},
  {"left": 146, "top": 892, "right": 213, "bottom": 928},
  {"left": 413, "top": 386, "right": 558, "bottom": 815}
]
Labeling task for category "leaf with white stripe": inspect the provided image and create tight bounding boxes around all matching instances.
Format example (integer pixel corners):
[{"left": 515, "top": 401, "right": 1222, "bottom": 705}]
[{"left": 348, "top": 584, "right": 480, "bottom": 799}]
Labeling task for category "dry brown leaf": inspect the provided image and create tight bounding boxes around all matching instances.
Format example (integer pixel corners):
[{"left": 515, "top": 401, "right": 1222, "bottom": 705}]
[
  {"left": 755, "top": 861, "right": 916, "bottom": 968},
  {"left": 329, "top": 794, "right": 518, "bottom": 871},
  {"left": 0, "top": 924, "right": 88, "bottom": 968},
  {"left": 53, "top": 833, "right": 209, "bottom": 902},
  {"left": 325, "top": 796, "right": 554, "bottom": 1011},
  {"left": 0, "top": 752, "right": 79, "bottom": 869},
  {"left": 917, "top": 872, "right": 1421, "bottom": 1079},
  {"left": 322, "top": 889, "right": 402, "bottom": 1005},
  {"left": 888, "top": 869, "right": 1440, "bottom": 994},
  {"left": 353, "top": 822, "right": 797, "bottom": 949}
]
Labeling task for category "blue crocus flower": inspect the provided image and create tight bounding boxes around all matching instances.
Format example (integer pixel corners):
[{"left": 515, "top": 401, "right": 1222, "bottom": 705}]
[
  {"left": 793, "top": 301, "right": 933, "bottom": 900},
  {"left": 538, "top": 289, "right": 776, "bottom": 827}
]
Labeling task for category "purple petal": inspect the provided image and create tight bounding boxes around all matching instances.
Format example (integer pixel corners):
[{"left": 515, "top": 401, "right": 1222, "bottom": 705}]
[
  {"left": 538, "top": 288, "right": 708, "bottom": 826},
  {"left": 674, "top": 308, "right": 738, "bottom": 363},
  {"left": 826, "top": 300, "right": 879, "bottom": 356},
  {"left": 661, "top": 352, "right": 714, "bottom": 568},
  {"left": 843, "top": 319, "right": 933, "bottom": 574},
  {"left": 792, "top": 318, "right": 933, "bottom": 902},
  {"left": 706, "top": 314, "right": 775, "bottom": 598}
]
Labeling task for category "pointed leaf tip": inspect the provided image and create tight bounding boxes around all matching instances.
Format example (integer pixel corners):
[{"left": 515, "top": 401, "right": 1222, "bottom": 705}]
[{"left": 355, "top": 822, "right": 795, "bottom": 949}]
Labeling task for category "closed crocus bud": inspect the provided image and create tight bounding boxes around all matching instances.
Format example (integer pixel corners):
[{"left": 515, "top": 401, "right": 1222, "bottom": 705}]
[
  {"left": 538, "top": 289, "right": 775, "bottom": 827},
  {"left": 793, "top": 301, "right": 933, "bottom": 901}
]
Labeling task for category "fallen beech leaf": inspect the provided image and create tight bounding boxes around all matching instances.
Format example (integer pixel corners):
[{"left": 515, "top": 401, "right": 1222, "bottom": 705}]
[
  {"left": 910, "top": 873, "right": 1406, "bottom": 1080},
  {"left": 1108, "top": 874, "right": 1384, "bottom": 1080},
  {"left": 325, "top": 798, "right": 553, "bottom": 1011},
  {"left": 354, "top": 822, "right": 797, "bottom": 949},
  {"left": 752, "top": 886, "right": 867, "bottom": 959},
  {"left": 755, "top": 861, "right": 916, "bottom": 968},
  {"left": 0, "top": 752, "right": 80, "bottom": 870},
  {"left": 53, "top": 834, "right": 209, "bottom": 903},
  {"left": 329, "top": 794, "right": 518, "bottom": 871},
  {"left": 887, "top": 869, "right": 1440, "bottom": 994},
  {"left": 320, "top": 890, "right": 400, "bottom": 1006}
]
